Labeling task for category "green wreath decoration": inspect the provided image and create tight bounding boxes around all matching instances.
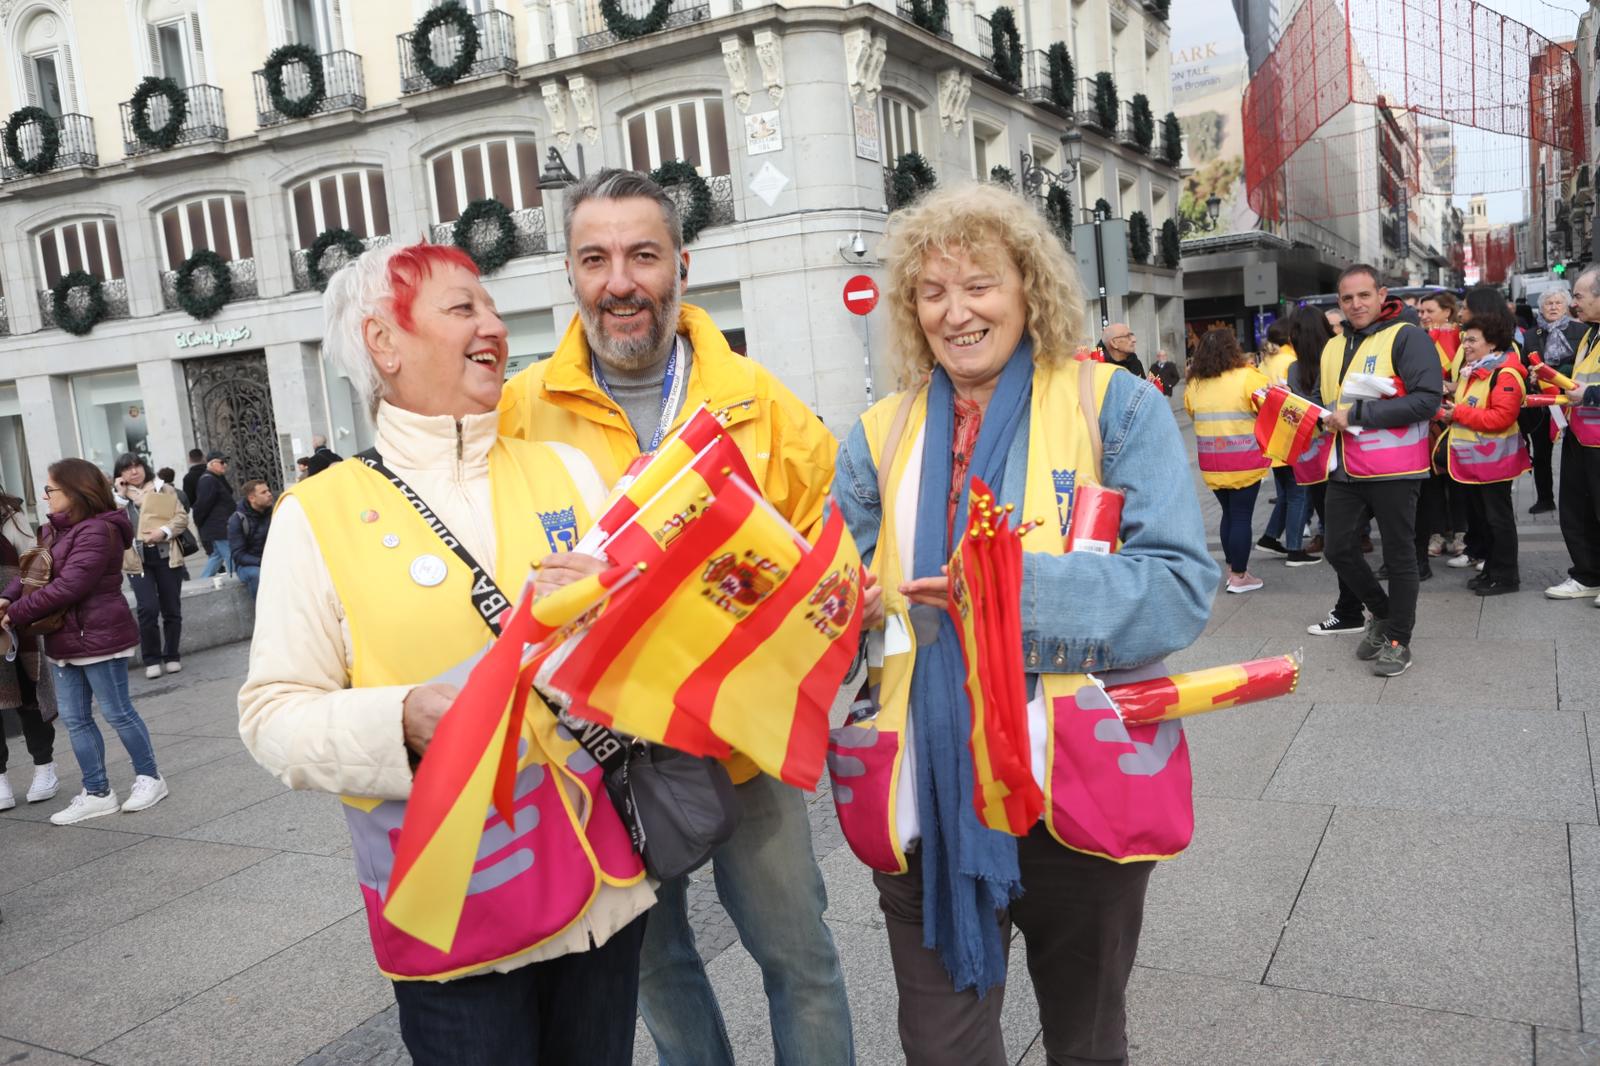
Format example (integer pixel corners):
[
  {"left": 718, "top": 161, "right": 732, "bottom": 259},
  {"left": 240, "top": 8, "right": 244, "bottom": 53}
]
[
  {"left": 600, "top": 0, "right": 671, "bottom": 38},
  {"left": 1128, "top": 211, "right": 1151, "bottom": 264},
  {"left": 1046, "top": 42, "right": 1074, "bottom": 111},
  {"left": 890, "top": 152, "right": 937, "bottom": 210},
  {"left": 989, "top": 165, "right": 1014, "bottom": 188},
  {"left": 1130, "top": 94, "right": 1154, "bottom": 152},
  {"left": 307, "top": 227, "right": 365, "bottom": 291},
  {"left": 263, "top": 43, "right": 326, "bottom": 119},
  {"left": 130, "top": 76, "right": 188, "bottom": 150},
  {"left": 1161, "top": 112, "right": 1183, "bottom": 166},
  {"left": 3, "top": 107, "right": 60, "bottom": 176},
  {"left": 908, "top": 0, "right": 947, "bottom": 35},
  {"left": 650, "top": 159, "right": 713, "bottom": 244},
  {"left": 1147, "top": 0, "right": 1170, "bottom": 21},
  {"left": 412, "top": 2, "right": 480, "bottom": 87},
  {"left": 174, "top": 249, "right": 234, "bottom": 320},
  {"left": 1094, "top": 197, "right": 1113, "bottom": 219},
  {"left": 989, "top": 7, "right": 1022, "bottom": 85},
  {"left": 1092, "top": 72, "right": 1118, "bottom": 132},
  {"left": 1044, "top": 186, "right": 1072, "bottom": 245},
  {"left": 51, "top": 271, "right": 106, "bottom": 336},
  {"left": 453, "top": 198, "right": 517, "bottom": 273},
  {"left": 1160, "top": 219, "right": 1181, "bottom": 269}
]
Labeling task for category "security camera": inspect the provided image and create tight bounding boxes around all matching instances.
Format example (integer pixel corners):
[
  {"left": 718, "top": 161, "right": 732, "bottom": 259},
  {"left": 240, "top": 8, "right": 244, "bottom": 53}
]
[{"left": 850, "top": 232, "right": 867, "bottom": 258}]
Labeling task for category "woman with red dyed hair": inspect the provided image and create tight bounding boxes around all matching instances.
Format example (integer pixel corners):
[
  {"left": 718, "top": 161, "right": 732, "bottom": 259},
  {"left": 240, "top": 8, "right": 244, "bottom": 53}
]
[{"left": 238, "top": 242, "right": 653, "bottom": 1064}]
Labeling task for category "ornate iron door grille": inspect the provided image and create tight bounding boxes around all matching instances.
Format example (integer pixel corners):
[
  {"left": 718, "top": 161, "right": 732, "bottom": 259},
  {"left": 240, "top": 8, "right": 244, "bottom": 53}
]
[{"left": 183, "top": 352, "right": 282, "bottom": 493}]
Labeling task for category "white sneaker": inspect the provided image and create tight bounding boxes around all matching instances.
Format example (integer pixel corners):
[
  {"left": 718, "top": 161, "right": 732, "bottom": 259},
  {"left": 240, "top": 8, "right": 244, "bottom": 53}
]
[
  {"left": 1446, "top": 554, "right": 1477, "bottom": 569},
  {"left": 26, "top": 762, "right": 58, "bottom": 803},
  {"left": 144, "top": 664, "right": 162, "bottom": 680},
  {"left": 121, "top": 775, "right": 169, "bottom": 813},
  {"left": 0, "top": 774, "right": 14, "bottom": 811},
  {"left": 164, "top": 661, "right": 181, "bottom": 674},
  {"left": 50, "top": 789, "right": 120, "bottom": 825},
  {"left": 1546, "top": 578, "right": 1600, "bottom": 599}
]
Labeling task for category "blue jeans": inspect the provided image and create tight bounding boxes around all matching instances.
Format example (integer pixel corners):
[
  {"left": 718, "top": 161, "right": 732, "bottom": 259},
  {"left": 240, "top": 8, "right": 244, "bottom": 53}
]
[
  {"left": 200, "top": 540, "right": 232, "bottom": 578},
  {"left": 236, "top": 565, "right": 260, "bottom": 600},
  {"left": 1213, "top": 481, "right": 1262, "bottom": 575},
  {"left": 392, "top": 914, "right": 645, "bottom": 1066},
  {"left": 1263, "top": 467, "right": 1310, "bottom": 551},
  {"left": 638, "top": 773, "right": 854, "bottom": 1066},
  {"left": 51, "top": 658, "right": 158, "bottom": 795}
]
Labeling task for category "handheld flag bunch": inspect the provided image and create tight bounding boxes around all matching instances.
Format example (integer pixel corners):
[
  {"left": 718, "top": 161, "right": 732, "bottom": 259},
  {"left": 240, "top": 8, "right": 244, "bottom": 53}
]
[
  {"left": 1251, "top": 385, "right": 1330, "bottom": 465},
  {"left": 945, "top": 479, "right": 1043, "bottom": 836}
]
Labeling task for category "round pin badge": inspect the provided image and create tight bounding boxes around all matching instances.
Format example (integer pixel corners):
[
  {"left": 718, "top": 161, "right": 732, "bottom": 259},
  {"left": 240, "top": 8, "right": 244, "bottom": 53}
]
[
  {"left": 381, "top": 534, "right": 400, "bottom": 549},
  {"left": 409, "top": 553, "right": 448, "bottom": 587},
  {"left": 360, "top": 509, "right": 379, "bottom": 523}
]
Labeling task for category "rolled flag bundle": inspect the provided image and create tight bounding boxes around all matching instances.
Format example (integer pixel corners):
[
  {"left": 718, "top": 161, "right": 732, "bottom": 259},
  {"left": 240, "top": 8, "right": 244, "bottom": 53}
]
[
  {"left": 1098, "top": 653, "right": 1301, "bottom": 726},
  {"left": 1527, "top": 354, "right": 1578, "bottom": 392},
  {"left": 1252, "top": 386, "right": 1329, "bottom": 466},
  {"left": 1064, "top": 483, "right": 1123, "bottom": 554},
  {"left": 946, "top": 479, "right": 1042, "bottom": 836},
  {"left": 541, "top": 475, "right": 864, "bottom": 789},
  {"left": 1523, "top": 393, "right": 1572, "bottom": 408}
]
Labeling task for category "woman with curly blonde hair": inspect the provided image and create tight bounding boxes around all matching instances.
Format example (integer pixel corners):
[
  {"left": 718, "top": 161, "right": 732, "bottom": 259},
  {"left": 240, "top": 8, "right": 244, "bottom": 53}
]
[{"left": 829, "top": 183, "right": 1217, "bottom": 1065}]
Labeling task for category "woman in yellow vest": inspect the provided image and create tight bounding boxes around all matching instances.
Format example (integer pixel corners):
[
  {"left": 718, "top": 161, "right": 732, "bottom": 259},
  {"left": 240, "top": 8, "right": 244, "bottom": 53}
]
[
  {"left": 830, "top": 183, "right": 1218, "bottom": 1066},
  {"left": 1185, "top": 328, "right": 1272, "bottom": 592},
  {"left": 238, "top": 243, "right": 653, "bottom": 1065}
]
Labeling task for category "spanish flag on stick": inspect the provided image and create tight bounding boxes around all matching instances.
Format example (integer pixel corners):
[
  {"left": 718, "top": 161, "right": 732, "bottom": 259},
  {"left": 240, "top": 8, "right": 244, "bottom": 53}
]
[
  {"left": 1252, "top": 385, "right": 1329, "bottom": 466},
  {"left": 947, "top": 481, "right": 1043, "bottom": 836},
  {"left": 1101, "top": 654, "right": 1301, "bottom": 726},
  {"left": 380, "top": 563, "right": 638, "bottom": 951},
  {"left": 543, "top": 476, "right": 864, "bottom": 789}
]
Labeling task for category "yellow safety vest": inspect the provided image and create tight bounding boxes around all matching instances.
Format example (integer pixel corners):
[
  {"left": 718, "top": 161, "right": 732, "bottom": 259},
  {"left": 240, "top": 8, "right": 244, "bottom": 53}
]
[{"left": 1316, "top": 321, "right": 1433, "bottom": 479}]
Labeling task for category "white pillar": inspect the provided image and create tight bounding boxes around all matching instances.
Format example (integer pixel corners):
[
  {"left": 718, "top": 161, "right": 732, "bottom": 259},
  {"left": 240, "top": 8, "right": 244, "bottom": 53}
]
[
  {"left": 134, "top": 359, "right": 194, "bottom": 477},
  {"left": 15, "top": 375, "right": 77, "bottom": 522},
  {"left": 523, "top": 0, "right": 554, "bottom": 63},
  {"left": 265, "top": 342, "right": 329, "bottom": 481},
  {"left": 551, "top": 0, "right": 578, "bottom": 58}
]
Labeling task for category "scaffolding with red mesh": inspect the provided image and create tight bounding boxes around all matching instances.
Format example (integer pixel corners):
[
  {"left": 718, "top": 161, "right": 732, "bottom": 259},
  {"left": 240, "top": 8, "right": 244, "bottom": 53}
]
[{"left": 1241, "top": 0, "right": 1583, "bottom": 227}]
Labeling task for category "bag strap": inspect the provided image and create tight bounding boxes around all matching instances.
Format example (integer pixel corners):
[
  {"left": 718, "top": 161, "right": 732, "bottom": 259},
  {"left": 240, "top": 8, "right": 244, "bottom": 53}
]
[
  {"left": 357, "top": 448, "right": 629, "bottom": 773},
  {"left": 1079, "top": 358, "right": 1105, "bottom": 479},
  {"left": 876, "top": 387, "right": 920, "bottom": 505}
]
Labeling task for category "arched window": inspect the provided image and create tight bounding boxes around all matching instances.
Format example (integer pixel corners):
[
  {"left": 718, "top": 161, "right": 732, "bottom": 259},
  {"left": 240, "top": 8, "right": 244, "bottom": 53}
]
[
  {"left": 427, "top": 136, "right": 542, "bottom": 224},
  {"left": 289, "top": 168, "right": 389, "bottom": 249},
  {"left": 155, "top": 194, "right": 256, "bottom": 307},
  {"left": 15, "top": 5, "right": 79, "bottom": 117},
  {"left": 879, "top": 95, "right": 922, "bottom": 159},
  {"left": 623, "top": 97, "right": 730, "bottom": 176},
  {"left": 34, "top": 216, "right": 129, "bottom": 325}
]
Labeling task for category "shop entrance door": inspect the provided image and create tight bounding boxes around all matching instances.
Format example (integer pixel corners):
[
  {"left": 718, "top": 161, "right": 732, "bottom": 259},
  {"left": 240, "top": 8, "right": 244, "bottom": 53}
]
[{"left": 184, "top": 351, "right": 283, "bottom": 493}]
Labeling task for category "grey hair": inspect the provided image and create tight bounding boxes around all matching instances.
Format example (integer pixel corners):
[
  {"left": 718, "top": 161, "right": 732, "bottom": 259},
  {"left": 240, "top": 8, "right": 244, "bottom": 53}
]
[
  {"left": 561, "top": 167, "right": 683, "bottom": 255},
  {"left": 1541, "top": 287, "right": 1572, "bottom": 303},
  {"left": 1576, "top": 267, "right": 1600, "bottom": 298},
  {"left": 321, "top": 243, "right": 406, "bottom": 418}
]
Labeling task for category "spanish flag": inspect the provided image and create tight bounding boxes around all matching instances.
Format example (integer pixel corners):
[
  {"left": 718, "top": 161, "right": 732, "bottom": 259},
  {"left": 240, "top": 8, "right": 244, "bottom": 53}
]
[
  {"left": 1252, "top": 385, "right": 1328, "bottom": 466},
  {"left": 948, "top": 482, "right": 1042, "bottom": 835},
  {"left": 1102, "top": 654, "right": 1301, "bottom": 725},
  {"left": 380, "top": 564, "right": 636, "bottom": 952},
  {"left": 543, "top": 477, "right": 863, "bottom": 788}
]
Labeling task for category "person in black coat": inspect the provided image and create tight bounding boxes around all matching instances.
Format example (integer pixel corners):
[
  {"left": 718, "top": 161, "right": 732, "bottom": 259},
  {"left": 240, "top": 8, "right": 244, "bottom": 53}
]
[
  {"left": 1524, "top": 289, "right": 1587, "bottom": 513},
  {"left": 190, "top": 452, "right": 234, "bottom": 578},
  {"left": 226, "top": 480, "right": 273, "bottom": 601},
  {"left": 180, "top": 448, "right": 205, "bottom": 508},
  {"left": 303, "top": 435, "right": 343, "bottom": 477}
]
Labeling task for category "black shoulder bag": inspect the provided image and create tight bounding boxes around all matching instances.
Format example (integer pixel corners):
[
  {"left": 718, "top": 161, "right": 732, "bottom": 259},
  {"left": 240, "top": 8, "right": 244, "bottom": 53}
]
[{"left": 358, "top": 449, "right": 739, "bottom": 881}]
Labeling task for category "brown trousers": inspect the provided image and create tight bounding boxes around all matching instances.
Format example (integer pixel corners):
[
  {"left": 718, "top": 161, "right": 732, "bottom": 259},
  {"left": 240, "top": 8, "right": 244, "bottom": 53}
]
[{"left": 873, "top": 824, "right": 1155, "bottom": 1066}]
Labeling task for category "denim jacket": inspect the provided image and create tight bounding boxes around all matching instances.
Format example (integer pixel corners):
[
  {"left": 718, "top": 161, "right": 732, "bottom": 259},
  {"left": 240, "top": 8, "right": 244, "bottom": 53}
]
[{"left": 834, "top": 370, "right": 1219, "bottom": 676}]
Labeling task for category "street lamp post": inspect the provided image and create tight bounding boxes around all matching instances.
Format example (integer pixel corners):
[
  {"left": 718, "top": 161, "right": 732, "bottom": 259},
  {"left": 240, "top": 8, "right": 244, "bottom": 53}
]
[{"left": 1178, "top": 193, "right": 1223, "bottom": 238}]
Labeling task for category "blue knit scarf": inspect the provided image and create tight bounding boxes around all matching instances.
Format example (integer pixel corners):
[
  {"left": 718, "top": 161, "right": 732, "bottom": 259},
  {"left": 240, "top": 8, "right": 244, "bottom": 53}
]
[{"left": 910, "top": 338, "right": 1034, "bottom": 995}]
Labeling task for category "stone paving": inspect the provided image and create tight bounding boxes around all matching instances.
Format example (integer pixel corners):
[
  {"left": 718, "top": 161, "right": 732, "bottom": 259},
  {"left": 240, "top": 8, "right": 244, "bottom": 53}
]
[{"left": 2, "top": 421, "right": 1599, "bottom": 1065}]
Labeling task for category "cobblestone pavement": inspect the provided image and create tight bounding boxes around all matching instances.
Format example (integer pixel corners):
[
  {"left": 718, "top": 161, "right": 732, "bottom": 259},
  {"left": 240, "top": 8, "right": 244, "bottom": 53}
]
[{"left": 3, "top": 407, "right": 1600, "bottom": 1066}]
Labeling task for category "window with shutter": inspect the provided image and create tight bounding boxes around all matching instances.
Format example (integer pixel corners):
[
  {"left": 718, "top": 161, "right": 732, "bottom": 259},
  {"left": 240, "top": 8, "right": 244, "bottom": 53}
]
[
  {"left": 58, "top": 44, "right": 77, "bottom": 112},
  {"left": 146, "top": 23, "right": 163, "bottom": 77},
  {"left": 188, "top": 12, "right": 206, "bottom": 82},
  {"left": 21, "top": 58, "right": 38, "bottom": 108}
]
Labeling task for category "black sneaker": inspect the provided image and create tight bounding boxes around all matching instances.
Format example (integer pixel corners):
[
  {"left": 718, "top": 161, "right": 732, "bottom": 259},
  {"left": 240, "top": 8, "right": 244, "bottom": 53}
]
[
  {"left": 1467, "top": 573, "right": 1487, "bottom": 591},
  {"left": 1356, "top": 618, "right": 1389, "bottom": 660},
  {"left": 1307, "top": 612, "right": 1364, "bottom": 635},
  {"left": 1419, "top": 566, "right": 1433, "bottom": 581},
  {"left": 1529, "top": 500, "right": 1555, "bottom": 515},
  {"left": 1286, "top": 550, "right": 1322, "bottom": 567},
  {"left": 1256, "top": 535, "right": 1289, "bottom": 556},
  {"left": 1372, "top": 640, "right": 1412, "bottom": 677},
  {"left": 1474, "top": 578, "right": 1520, "bottom": 596}
]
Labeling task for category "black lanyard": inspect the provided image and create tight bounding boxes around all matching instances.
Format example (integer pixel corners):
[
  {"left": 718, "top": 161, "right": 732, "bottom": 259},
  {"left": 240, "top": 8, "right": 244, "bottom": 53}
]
[{"left": 357, "top": 449, "right": 511, "bottom": 636}]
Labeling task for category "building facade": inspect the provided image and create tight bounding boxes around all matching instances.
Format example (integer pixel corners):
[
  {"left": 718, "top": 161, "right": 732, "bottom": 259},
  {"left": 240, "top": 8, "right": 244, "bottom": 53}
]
[{"left": 0, "top": 0, "right": 1181, "bottom": 511}]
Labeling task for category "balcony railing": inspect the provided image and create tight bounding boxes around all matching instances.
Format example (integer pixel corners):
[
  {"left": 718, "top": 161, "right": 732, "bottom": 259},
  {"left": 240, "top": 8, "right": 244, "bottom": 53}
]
[
  {"left": 1021, "top": 51, "right": 1068, "bottom": 110},
  {"left": 706, "top": 174, "right": 735, "bottom": 227},
  {"left": 429, "top": 206, "right": 546, "bottom": 262},
  {"left": 1117, "top": 101, "right": 1145, "bottom": 150},
  {"left": 119, "top": 84, "right": 227, "bottom": 157},
  {"left": 1076, "top": 77, "right": 1117, "bottom": 133},
  {"left": 253, "top": 51, "right": 366, "bottom": 128},
  {"left": 578, "top": 0, "right": 709, "bottom": 50},
  {"left": 976, "top": 14, "right": 993, "bottom": 62},
  {"left": 158, "top": 257, "right": 259, "bottom": 312},
  {"left": 894, "top": 0, "right": 951, "bottom": 40},
  {"left": 38, "top": 277, "right": 131, "bottom": 329},
  {"left": 398, "top": 10, "right": 516, "bottom": 95},
  {"left": 290, "top": 233, "right": 392, "bottom": 292},
  {"left": 1, "top": 113, "right": 97, "bottom": 180},
  {"left": 0, "top": 296, "right": 9, "bottom": 337}
]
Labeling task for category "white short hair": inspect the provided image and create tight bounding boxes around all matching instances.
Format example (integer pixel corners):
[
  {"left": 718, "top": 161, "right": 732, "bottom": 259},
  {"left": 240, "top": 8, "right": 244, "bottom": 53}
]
[
  {"left": 1542, "top": 287, "right": 1571, "bottom": 304},
  {"left": 322, "top": 243, "right": 405, "bottom": 417}
]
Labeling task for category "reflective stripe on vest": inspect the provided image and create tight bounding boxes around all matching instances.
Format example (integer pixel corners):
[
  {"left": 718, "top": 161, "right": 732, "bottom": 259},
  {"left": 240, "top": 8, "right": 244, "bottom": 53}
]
[
  {"left": 1319, "top": 322, "right": 1433, "bottom": 477},
  {"left": 284, "top": 442, "right": 643, "bottom": 981},
  {"left": 1188, "top": 369, "right": 1270, "bottom": 484},
  {"left": 1447, "top": 356, "right": 1530, "bottom": 483},
  {"left": 1572, "top": 328, "right": 1600, "bottom": 448}
]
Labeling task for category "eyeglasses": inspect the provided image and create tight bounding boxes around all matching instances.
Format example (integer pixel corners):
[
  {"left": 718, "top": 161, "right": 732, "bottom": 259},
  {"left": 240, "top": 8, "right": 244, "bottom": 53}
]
[{"left": 42, "top": 486, "right": 59, "bottom": 497}]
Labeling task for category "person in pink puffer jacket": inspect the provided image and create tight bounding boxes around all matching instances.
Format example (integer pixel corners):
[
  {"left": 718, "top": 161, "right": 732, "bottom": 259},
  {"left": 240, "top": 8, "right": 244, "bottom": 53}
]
[{"left": 0, "top": 459, "right": 168, "bottom": 825}]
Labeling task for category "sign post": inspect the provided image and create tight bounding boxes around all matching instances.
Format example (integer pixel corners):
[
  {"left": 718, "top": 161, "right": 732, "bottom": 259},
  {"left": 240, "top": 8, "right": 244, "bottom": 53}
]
[{"left": 844, "top": 275, "right": 879, "bottom": 404}]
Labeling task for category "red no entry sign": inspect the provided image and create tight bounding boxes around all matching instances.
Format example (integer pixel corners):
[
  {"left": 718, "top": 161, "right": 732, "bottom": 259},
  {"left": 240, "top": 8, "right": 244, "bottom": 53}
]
[{"left": 843, "top": 275, "right": 879, "bottom": 316}]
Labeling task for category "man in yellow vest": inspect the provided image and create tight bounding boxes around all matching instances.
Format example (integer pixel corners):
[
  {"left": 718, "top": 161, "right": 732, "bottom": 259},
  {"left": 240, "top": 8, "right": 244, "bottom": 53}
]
[
  {"left": 1309, "top": 264, "right": 1444, "bottom": 676},
  {"left": 498, "top": 169, "right": 854, "bottom": 1066},
  {"left": 1548, "top": 265, "right": 1600, "bottom": 604}
]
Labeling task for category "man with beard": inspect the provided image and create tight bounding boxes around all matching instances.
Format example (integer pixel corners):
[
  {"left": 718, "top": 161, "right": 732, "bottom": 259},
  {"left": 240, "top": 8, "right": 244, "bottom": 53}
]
[{"left": 498, "top": 169, "right": 852, "bottom": 1066}]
